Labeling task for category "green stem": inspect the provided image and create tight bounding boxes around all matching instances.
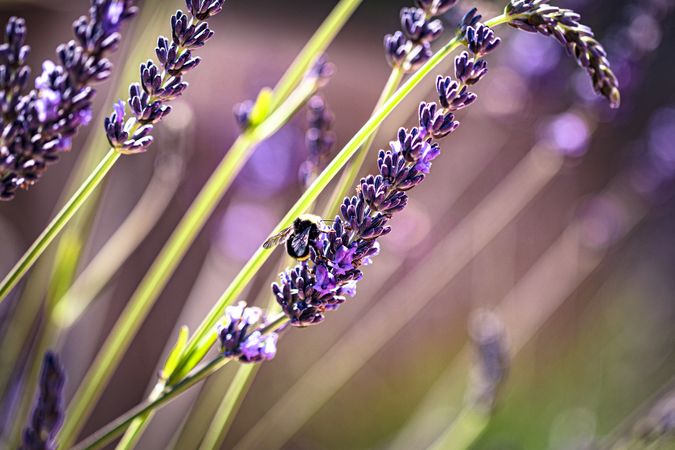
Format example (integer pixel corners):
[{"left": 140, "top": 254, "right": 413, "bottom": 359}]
[
  {"left": 52, "top": 149, "right": 186, "bottom": 330},
  {"left": 269, "top": 0, "right": 363, "bottom": 111},
  {"left": 114, "top": 382, "right": 167, "bottom": 450},
  {"left": 323, "top": 67, "right": 403, "bottom": 217},
  {"left": 198, "top": 364, "right": 259, "bottom": 450},
  {"left": 0, "top": 149, "right": 121, "bottom": 303},
  {"left": 72, "top": 356, "right": 232, "bottom": 450},
  {"left": 58, "top": 79, "right": 317, "bottom": 450},
  {"left": 426, "top": 408, "right": 490, "bottom": 450},
  {"left": 172, "top": 34, "right": 466, "bottom": 383}
]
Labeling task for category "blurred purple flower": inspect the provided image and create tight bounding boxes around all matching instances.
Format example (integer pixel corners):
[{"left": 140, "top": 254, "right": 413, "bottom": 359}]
[
  {"left": 21, "top": 352, "right": 65, "bottom": 450},
  {"left": 543, "top": 112, "right": 590, "bottom": 157}
]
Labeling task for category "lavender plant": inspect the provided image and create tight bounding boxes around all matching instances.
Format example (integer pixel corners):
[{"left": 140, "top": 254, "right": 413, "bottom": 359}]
[
  {"left": 506, "top": 0, "right": 620, "bottom": 108},
  {"left": 104, "top": 1, "right": 223, "bottom": 153},
  {"left": 0, "top": 1, "right": 137, "bottom": 200},
  {"left": 155, "top": 0, "right": 620, "bottom": 398},
  {"left": 0, "top": 0, "right": 225, "bottom": 303},
  {"left": 20, "top": 352, "right": 65, "bottom": 450},
  {"left": 326, "top": 0, "right": 461, "bottom": 218},
  {"left": 54, "top": 2, "right": 227, "bottom": 445},
  {"left": 271, "top": 26, "right": 498, "bottom": 327},
  {"left": 9, "top": 0, "right": 628, "bottom": 448}
]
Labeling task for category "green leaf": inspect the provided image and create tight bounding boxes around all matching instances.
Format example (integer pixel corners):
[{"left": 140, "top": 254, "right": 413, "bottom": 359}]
[
  {"left": 249, "top": 87, "right": 273, "bottom": 126},
  {"left": 161, "top": 326, "right": 189, "bottom": 380}
]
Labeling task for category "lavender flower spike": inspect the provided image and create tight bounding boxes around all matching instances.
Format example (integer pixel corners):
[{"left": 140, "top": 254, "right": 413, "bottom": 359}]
[
  {"left": 299, "top": 95, "right": 335, "bottom": 187},
  {"left": 273, "top": 27, "right": 498, "bottom": 327},
  {"left": 505, "top": 0, "right": 620, "bottom": 108},
  {"left": 21, "top": 351, "right": 66, "bottom": 450},
  {"left": 384, "top": 1, "right": 461, "bottom": 73},
  {"left": 105, "top": 0, "right": 225, "bottom": 154},
  {"left": 0, "top": 1, "right": 137, "bottom": 200},
  {"left": 217, "top": 301, "right": 279, "bottom": 363}
]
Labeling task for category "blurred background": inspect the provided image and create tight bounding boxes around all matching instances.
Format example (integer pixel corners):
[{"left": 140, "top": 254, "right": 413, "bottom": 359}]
[{"left": 0, "top": 0, "right": 674, "bottom": 448}]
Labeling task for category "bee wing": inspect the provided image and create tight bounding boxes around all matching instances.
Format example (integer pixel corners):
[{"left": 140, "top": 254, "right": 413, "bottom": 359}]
[
  {"left": 290, "top": 227, "right": 312, "bottom": 255},
  {"left": 262, "top": 226, "right": 293, "bottom": 249}
]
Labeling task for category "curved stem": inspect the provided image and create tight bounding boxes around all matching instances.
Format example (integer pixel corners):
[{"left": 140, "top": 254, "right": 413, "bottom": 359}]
[{"left": 0, "top": 149, "right": 121, "bottom": 303}]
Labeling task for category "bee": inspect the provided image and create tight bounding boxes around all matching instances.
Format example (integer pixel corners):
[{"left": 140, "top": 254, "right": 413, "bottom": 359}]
[{"left": 262, "top": 214, "right": 334, "bottom": 261}]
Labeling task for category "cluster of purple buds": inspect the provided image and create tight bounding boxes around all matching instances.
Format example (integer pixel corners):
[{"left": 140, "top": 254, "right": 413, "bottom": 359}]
[
  {"left": 217, "top": 302, "right": 279, "bottom": 363},
  {"left": 298, "top": 95, "right": 335, "bottom": 187},
  {"left": 273, "top": 23, "right": 499, "bottom": 327},
  {"left": 0, "top": 1, "right": 137, "bottom": 200},
  {"left": 467, "top": 310, "right": 509, "bottom": 413},
  {"left": 384, "top": 0, "right": 458, "bottom": 72},
  {"left": 21, "top": 352, "right": 66, "bottom": 450},
  {"left": 233, "top": 56, "right": 334, "bottom": 131},
  {"left": 505, "top": 0, "right": 621, "bottom": 108},
  {"left": 105, "top": 0, "right": 225, "bottom": 154}
]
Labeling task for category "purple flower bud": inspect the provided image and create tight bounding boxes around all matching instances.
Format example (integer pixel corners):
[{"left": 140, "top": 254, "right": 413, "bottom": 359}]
[
  {"left": 400, "top": 7, "right": 444, "bottom": 44},
  {"left": 185, "top": 0, "right": 226, "bottom": 21},
  {"left": 436, "top": 75, "right": 477, "bottom": 110},
  {"left": 454, "top": 52, "right": 488, "bottom": 85},
  {"left": 233, "top": 100, "right": 253, "bottom": 130},
  {"left": 218, "top": 302, "right": 279, "bottom": 363},
  {"left": 418, "top": 102, "right": 459, "bottom": 139},
  {"left": 22, "top": 351, "right": 66, "bottom": 450},
  {"left": 466, "top": 23, "right": 501, "bottom": 56},
  {"left": 384, "top": 31, "right": 409, "bottom": 68}
]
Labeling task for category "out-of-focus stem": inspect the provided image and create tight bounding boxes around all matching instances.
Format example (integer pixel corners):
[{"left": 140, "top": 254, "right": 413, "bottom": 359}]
[
  {"left": 322, "top": 67, "right": 404, "bottom": 217},
  {"left": 269, "top": 0, "right": 363, "bottom": 112},
  {"left": 0, "top": 149, "right": 120, "bottom": 303},
  {"left": 426, "top": 409, "right": 489, "bottom": 450},
  {"left": 197, "top": 364, "right": 258, "bottom": 450}
]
